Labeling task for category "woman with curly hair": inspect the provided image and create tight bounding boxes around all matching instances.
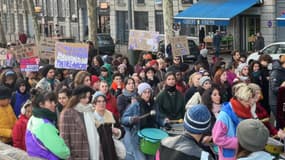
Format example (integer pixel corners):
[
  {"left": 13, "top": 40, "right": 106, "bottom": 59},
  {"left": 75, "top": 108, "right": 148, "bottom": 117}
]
[{"left": 73, "top": 71, "right": 91, "bottom": 88}]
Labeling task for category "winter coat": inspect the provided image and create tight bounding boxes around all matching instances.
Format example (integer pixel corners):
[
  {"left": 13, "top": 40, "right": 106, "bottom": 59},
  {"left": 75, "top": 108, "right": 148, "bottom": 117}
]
[
  {"left": 11, "top": 91, "right": 30, "bottom": 117},
  {"left": 59, "top": 107, "right": 91, "bottom": 160},
  {"left": 121, "top": 98, "right": 163, "bottom": 160},
  {"left": 185, "top": 86, "right": 197, "bottom": 102},
  {"left": 269, "top": 62, "right": 285, "bottom": 112},
  {"left": 185, "top": 92, "right": 202, "bottom": 109},
  {"left": 26, "top": 116, "right": 70, "bottom": 160},
  {"left": 259, "top": 66, "right": 271, "bottom": 114},
  {"left": 212, "top": 102, "right": 241, "bottom": 160},
  {"left": 255, "top": 103, "right": 277, "bottom": 135},
  {"left": 156, "top": 89, "right": 185, "bottom": 120},
  {"left": 238, "top": 151, "right": 273, "bottom": 160},
  {"left": 254, "top": 36, "right": 265, "bottom": 51},
  {"left": 157, "top": 134, "right": 214, "bottom": 160},
  {"left": 94, "top": 110, "right": 125, "bottom": 160},
  {"left": 12, "top": 115, "right": 29, "bottom": 151},
  {"left": 117, "top": 90, "right": 137, "bottom": 116},
  {"left": 0, "top": 104, "right": 17, "bottom": 143},
  {"left": 105, "top": 93, "right": 120, "bottom": 119},
  {"left": 276, "top": 87, "right": 285, "bottom": 129},
  {"left": 35, "top": 78, "right": 60, "bottom": 92}
]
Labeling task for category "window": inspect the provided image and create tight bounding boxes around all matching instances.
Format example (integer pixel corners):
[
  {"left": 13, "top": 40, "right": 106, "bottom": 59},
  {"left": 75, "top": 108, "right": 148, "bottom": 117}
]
[
  {"left": 137, "top": 0, "right": 145, "bottom": 4},
  {"left": 134, "top": 12, "right": 148, "bottom": 30},
  {"left": 155, "top": 11, "right": 164, "bottom": 34},
  {"left": 181, "top": 0, "right": 193, "bottom": 4},
  {"left": 46, "top": 0, "right": 52, "bottom": 16},
  {"left": 116, "top": 11, "right": 128, "bottom": 43},
  {"left": 263, "top": 45, "right": 278, "bottom": 55}
]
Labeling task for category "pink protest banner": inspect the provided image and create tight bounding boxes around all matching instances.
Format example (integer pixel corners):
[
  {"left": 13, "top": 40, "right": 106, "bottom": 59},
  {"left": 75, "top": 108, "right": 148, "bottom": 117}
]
[{"left": 20, "top": 57, "right": 40, "bottom": 72}]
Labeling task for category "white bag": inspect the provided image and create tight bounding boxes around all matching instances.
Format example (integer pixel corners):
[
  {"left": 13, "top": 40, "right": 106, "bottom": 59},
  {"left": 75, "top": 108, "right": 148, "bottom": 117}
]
[{"left": 113, "top": 138, "right": 126, "bottom": 160}]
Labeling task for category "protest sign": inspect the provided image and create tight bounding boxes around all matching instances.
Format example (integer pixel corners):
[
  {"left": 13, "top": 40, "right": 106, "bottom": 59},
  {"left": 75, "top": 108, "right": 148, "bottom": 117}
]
[
  {"left": 10, "top": 44, "right": 38, "bottom": 60},
  {"left": 20, "top": 57, "right": 40, "bottom": 72},
  {"left": 170, "top": 36, "right": 190, "bottom": 56},
  {"left": 39, "top": 38, "right": 55, "bottom": 59},
  {"left": 128, "top": 30, "right": 160, "bottom": 52},
  {"left": 55, "top": 42, "right": 89, "bottom": 70}
]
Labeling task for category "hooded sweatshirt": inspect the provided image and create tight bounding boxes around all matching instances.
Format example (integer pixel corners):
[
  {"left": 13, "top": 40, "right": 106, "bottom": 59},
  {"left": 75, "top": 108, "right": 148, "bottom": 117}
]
[{"left": 11, "top": 79, "right": 30, "bottom": 117}]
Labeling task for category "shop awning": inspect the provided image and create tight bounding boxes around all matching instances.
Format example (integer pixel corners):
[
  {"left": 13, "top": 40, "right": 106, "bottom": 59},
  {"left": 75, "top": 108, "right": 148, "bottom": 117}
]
[
  {"left": 174, "top": 0, "right": 260, "bottom": 26},
  {"left": 277, "top": 14, "right": 285, "bottom": 27}
]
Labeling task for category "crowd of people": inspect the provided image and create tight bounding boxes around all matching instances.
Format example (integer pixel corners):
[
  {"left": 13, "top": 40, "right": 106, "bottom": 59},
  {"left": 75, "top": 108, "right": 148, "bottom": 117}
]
[{"left": 1, "top": 46, "right": 285, "bottom": 160}]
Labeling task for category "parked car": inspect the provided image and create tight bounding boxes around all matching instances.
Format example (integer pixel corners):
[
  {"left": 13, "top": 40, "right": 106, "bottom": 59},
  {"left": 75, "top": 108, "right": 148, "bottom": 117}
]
[
  {"left": 246, "top": 42, "right": 285, "bottom": 64},
  {"left": 97, "top": 33, "right": 115, "bottom": 55},
  {"left": 159, "top": 38, "right": 200, "bottom": 63}
]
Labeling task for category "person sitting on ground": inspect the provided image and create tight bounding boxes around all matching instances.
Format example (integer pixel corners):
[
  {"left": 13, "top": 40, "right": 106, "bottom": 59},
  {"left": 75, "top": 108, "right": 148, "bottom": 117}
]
[
  {"left": 157, "top": 104, "right": 214, "bottom": 160},
  {"left": 236, "top": 119, "right": 273, "bottom": 160}
]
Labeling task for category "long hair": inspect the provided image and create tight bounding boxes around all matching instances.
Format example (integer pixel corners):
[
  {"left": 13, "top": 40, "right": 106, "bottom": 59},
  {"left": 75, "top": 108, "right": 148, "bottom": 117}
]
[
  {"left": 202, "top": 86, "right": 220, "bottom": 111},
  {"left": 74, "top": 71, "right": 91, "bottom": 88},
  {"left": 213, "top": 68, "right": 226, "bottom": 85}
]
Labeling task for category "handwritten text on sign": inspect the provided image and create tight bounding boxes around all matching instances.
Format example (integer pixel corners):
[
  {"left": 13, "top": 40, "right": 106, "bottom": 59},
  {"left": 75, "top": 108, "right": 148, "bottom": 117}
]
[{"left": 55, "top": 42, "right": 89, "bottom": 70}]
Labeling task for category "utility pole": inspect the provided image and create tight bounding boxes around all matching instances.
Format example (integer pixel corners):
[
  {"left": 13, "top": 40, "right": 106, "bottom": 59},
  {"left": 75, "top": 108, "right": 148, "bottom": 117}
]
[
  {"left": 163, "top": 0, "right": 174, "bottom": 52},
  {"left": 26, "top": 0, "right": 40, "bottom": 46},
  {"left": 87, "top": 0, "right": 98, "bottom": 51}
]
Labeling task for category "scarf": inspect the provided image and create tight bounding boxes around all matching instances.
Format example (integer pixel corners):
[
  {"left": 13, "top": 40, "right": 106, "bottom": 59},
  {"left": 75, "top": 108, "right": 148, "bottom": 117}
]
[
  {"left": 252, "top": 71, "right": 261, "bottom": 78},
  {"left": 32, "top": 106, "right": 57, "bottom": 123},
  {"left": 122, "top": 89, "right": 136, "bottom": 97},
  {"left": 165, "top": 85, "right": 176, "bottom": 92},
  {"left": 46, "top": 78, "right": 55, "bottom": 90},
  {"left": 230, "top": 98, "right": 252, "bottom": 119},
  {"left": 111, "top": 82, "right": 125, "bottom": 91},
  {"left": 74, "top": 103, "right": 100, "bottom": 160}
]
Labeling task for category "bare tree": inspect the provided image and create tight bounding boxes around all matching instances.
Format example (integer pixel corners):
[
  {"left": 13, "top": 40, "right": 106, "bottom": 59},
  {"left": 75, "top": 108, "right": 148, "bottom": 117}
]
[
  {"left": 163, "top": 0, "right": 174, "bottom": 50},
  {"left": 0, "top": 18, "right": 7, "bottom": 47},
  {"left": 25, "top": 0, "right": 40, "bottom": 46},
  {"left": 87, "top": 0, "right": 98, "bottom": 50}
]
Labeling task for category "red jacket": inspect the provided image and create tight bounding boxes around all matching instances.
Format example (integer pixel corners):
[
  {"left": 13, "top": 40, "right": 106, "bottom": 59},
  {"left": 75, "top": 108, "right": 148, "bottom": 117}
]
[
  {"left": 106, "top": 93, "right": 120, "bottom": 119},
  {"left": 256, "top": 103, "right": 278, "bottom": 136},
  {"left": 12, "top": 115, "right": 29, "bottom": 151}
]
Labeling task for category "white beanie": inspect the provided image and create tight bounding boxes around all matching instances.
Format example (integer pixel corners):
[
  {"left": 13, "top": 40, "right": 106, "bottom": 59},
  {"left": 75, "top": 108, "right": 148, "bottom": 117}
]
[
  {"left": 237, "top": 63, "right": 248, "bottom": 73},
  {"left": 137, "top": 83, "right": 152, "bottom": 95},
  {"left": 20, "top": 100, "right": 32, "bottom": 115}
]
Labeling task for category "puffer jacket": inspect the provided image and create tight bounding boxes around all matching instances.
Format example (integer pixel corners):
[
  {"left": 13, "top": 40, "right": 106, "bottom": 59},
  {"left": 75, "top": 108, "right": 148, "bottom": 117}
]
[
  {"left": 157, "top": 134, "right": 214, "bottom": 160},
  {"left": 269, "top": 61, "right": 285, "bottom": 107}
]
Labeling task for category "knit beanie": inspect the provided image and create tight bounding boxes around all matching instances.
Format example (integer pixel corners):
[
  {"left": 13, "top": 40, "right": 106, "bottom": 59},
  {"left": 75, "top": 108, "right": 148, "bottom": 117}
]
[
  {"left": 137, "top": 82, "right": 152, "bottom": 95},
  {"left": 237, "top": 63, "right": 248, "bottom": 73},
  {"left": 0, "top": 85, "right": 12, "bottom": 99},
  {"left": 92, "top": 91, "right": 106, "bottom": 103},
  {"left": 91, "top": 75, "right": 100, "bottom": 86},
  {"left": 237, "top": 119, "right": 269, "bottom": 152},
  {"left": 199, "top": 76, "right": 211, "bottom": 86},
  {"left": 21, "top": 100, "right": 32, "bottom": 115},
  {"left": 184, "top": 104, "right": 211, "bottom": 134},
  {"left": 200, "top": 48, "right": 208, "bottom": 58}
]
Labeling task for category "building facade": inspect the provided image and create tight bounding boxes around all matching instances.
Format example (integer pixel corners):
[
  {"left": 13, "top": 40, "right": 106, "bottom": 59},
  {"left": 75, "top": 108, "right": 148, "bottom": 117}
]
[
  {"left": 110, "top": 0, "right": 281, "bottom": 52},
  {"left": 0, "top": 0, "right": 111, "bottom": 42}
]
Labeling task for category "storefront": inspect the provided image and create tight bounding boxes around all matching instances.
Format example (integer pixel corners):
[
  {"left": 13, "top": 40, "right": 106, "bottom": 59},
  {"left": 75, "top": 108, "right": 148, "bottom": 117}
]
[{"left": 174, "top": 0, "right": 263, "bottom": 53}]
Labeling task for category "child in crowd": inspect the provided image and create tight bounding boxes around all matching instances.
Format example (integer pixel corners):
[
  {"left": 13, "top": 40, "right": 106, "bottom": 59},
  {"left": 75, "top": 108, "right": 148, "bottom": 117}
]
[{"left": 12, "top": 100, "right": 32, "bottom": 151}]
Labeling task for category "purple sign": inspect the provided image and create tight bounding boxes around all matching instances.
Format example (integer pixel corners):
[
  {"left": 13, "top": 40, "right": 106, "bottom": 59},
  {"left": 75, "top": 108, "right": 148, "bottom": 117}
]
[
  {"left": 267, "top": 20, "right": 272, "bottom": 28},
  {"left": 55, "top": 42, "right": 89, "bottom": 70}
]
